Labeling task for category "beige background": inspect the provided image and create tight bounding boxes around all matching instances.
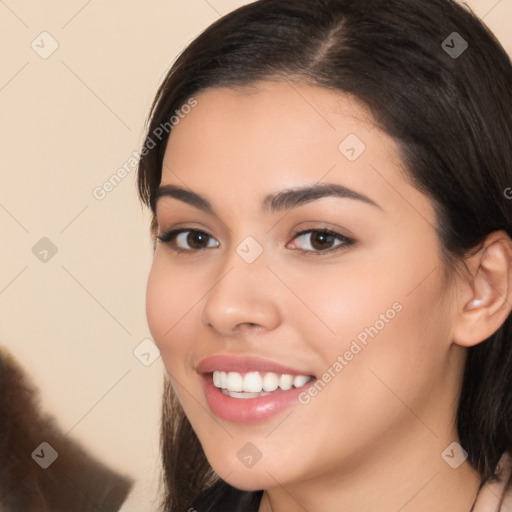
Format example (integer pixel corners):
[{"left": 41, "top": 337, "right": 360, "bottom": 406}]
[{"left": 0, "top": 1, "right": 510, "bottom": 510}]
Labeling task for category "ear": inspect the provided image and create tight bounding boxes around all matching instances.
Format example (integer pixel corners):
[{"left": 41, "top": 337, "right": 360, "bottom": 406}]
[{"left": 452, "top": 230, "right": 512, "bottom": 347}]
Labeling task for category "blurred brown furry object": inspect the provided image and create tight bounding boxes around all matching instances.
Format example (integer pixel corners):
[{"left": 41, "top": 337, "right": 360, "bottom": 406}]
[{"left": 0, "top": 345, "right": 133, "bottom": 511}]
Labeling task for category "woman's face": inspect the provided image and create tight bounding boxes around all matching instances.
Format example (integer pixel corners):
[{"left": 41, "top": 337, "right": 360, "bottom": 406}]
[{"left": 146, "top": 81, "right": 464, "bottom": 491}]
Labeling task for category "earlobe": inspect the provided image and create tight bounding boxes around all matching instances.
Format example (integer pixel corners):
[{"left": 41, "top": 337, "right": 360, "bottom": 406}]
[{"left": 452, "top": 231, "right": 512, "bottom": 348}]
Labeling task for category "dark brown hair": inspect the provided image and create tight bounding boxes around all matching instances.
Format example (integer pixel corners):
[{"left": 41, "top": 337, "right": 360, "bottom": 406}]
[{"left": 137, "top": 0, "right": 512, "bottom": 510}]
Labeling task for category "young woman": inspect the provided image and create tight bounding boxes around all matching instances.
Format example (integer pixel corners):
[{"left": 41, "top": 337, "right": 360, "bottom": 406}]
[{"left": 137, "top": 0, "right": 512, "bottom": 510}]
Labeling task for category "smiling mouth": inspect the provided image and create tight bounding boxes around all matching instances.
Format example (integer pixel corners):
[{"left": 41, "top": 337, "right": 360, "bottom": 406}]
[{"left": 211, "top": 370, "right": 314, "bottom": 399}]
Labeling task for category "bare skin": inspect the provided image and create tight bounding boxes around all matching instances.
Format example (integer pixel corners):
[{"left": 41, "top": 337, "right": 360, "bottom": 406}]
[{"left": 146, "top": 80, "right": 512, "bottom": 512}]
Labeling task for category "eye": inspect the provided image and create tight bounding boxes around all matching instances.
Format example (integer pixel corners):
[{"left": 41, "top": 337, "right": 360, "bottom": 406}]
[
  {"left": 288, "top": 228, "right": 355, "bottom": 255},
  {"left": 157, "top": 228, "right": 219, "bottom": 252},
  {"left": 157, "top": 227, "right": 354, "bottom": 255}
]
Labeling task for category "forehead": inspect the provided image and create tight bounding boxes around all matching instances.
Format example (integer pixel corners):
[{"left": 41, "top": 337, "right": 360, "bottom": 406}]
[
  {"left": 166, "top": 81, "right": 380, "bottom": 157},
  {"left": 165, "top": 82, "right": 389, "bottom": 172},
  {"left": 160, "top": 80, "right": 432, "bottom": 225}
]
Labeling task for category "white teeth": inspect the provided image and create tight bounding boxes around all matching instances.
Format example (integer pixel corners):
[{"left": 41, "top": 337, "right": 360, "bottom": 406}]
[
  {"left": 262, "top": 372, "right": 279, "bottom": 392},
  {"left": 279, "top": 374, "right": 294, "bottom": 391},
  {"left": 212, "top": 370, "right": 312, "bottom": 394},
  {"left": 243, "top": 372, "right": 263, "bottom": 392},
  {"left": 226, "top": 371, "right": 243, "bottom": 392},
  {"left": 220, "top": 371, "right": 228, "bottom": 389},
  {"left": 222, "top": 390, "right": 272, "bottom": 399},
  {"left": 293, "top": 375, "right": 310, "bottom": 388}
]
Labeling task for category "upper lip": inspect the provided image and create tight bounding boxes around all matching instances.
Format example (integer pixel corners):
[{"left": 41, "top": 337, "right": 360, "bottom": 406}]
[{"left": 196, "top": 354, "right": 315, "bottom": 377}]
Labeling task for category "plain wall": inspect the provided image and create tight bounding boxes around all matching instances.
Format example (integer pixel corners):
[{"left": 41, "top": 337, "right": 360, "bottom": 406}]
[{"left": 0, "top": 1, "right": 511, "bottom": 510}]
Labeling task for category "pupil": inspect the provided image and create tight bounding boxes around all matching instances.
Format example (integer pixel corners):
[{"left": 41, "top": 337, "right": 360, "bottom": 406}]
[
  {"left": 188, "top": 232, "right": 207, "bottom": 249},
  {"left": 311, "top": 232, "right": 334, "bottom": 250}
]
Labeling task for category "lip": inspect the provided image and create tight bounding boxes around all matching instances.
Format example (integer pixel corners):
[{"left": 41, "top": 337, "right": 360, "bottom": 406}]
[{"left": 197, "top": 354, "right": 316, "bottom": 424}]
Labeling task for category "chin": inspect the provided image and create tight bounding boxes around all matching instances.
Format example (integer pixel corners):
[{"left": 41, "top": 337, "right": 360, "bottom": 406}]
[{"left": 204, "top": 447, "right": 293, "bottom": 491}]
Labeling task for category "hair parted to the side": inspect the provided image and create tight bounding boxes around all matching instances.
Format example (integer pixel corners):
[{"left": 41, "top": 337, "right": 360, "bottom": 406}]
[{"left": 137, "top": 0, "right": 512, "bottom": 510}]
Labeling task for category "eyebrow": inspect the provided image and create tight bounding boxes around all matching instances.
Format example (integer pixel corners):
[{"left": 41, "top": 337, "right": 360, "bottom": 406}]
[{"left": 152, "top": 182, "right": 382, "bottom": 215}]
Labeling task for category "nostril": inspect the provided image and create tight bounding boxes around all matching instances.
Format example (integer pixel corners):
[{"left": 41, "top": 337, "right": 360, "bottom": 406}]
[{"left": 237, "top": 322, "right": 263, "bottom": 331}]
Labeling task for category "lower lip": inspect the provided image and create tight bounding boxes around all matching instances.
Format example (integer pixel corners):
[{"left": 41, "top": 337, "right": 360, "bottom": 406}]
[{"left": 201, "top": 373, "right": 314, "bottom": 424}]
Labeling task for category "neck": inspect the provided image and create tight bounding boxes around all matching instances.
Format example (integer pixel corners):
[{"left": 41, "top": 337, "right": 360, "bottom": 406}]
[{"left": 258, "top": 426, "right": 482, "bottom": 512}]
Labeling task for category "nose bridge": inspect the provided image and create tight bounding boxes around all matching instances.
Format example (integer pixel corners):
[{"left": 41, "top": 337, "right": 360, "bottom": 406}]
[{"left": 200, "top": 235, "right": 281, "bottom": 334}]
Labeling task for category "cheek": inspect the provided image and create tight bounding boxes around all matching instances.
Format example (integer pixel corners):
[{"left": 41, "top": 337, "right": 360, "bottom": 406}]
[
  {"left": 287, "top": 241, "right": 451, "bottom": 407},
  {"left": 314, "top": 270, "right": 452, "bottom": 432},
  {"left": 145, "top": 258, "right": 171, "bottom": 344},
  {"left": 145, "top": 256, "right": 199, "bottom": 367},
  {"left": 277, "top": 256, "right": 400, "bottom": 354}
]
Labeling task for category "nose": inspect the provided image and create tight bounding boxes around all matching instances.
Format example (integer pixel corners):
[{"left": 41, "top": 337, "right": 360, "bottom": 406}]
[{"left": 200, "top": 249, "right": 282, "bottom": 336}]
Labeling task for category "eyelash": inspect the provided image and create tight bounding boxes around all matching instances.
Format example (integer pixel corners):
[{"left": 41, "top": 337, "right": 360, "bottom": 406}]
[{"left": 156, "top": 227, "right": 355, "bottom": 256}]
